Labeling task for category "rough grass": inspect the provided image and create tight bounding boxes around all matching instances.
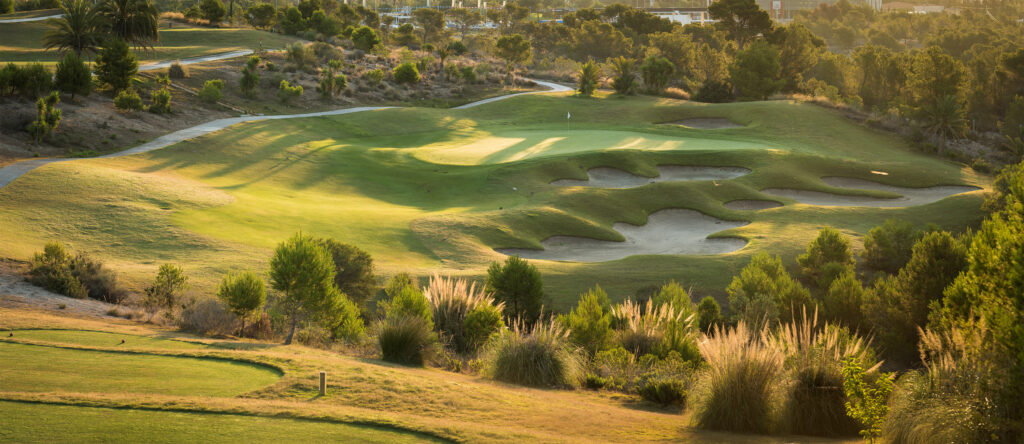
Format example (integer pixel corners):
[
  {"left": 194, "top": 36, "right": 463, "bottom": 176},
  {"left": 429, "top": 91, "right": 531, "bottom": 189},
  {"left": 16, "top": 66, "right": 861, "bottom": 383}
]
[
  {"left": 6, "top": 329, "right": 212, "bottom": 349},
  {"left": 0, "top": 20, "right": 300, "bottom": 65},
  {"left": 0, "top": 94, "right": 990, "bottom": 308}
]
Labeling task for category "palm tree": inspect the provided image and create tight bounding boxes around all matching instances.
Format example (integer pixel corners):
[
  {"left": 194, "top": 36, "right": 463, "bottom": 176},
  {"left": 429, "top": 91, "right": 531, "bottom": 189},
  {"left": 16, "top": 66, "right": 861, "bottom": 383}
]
[
  {"left": 100, "top": 0, "right": 159, "bottom": 49},
  {"left": 44, "top": 0, "right": 105, "bottom": 57},
  {"left": 922, "top": 95, "right": 968, "bottom": 146}
]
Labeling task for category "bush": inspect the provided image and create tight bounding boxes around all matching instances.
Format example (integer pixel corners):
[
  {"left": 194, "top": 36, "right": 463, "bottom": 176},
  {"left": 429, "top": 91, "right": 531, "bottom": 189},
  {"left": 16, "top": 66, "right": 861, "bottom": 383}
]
[
  {"left": 148, "top": 87, "right": 172, "bottom": 114},
  {"left": 378, "top": 315, "right": 436, "bottom": 366},
  {"left": 27, "top": 92, "right": 61, "bottom": 143},
  {"left": 611, "top": 299, "right": 697, "bottom": 359},
  {"left": 144, "top": 263, "right": 188, "bottom": 311},
  {"left": 486, "top": 255, "right": 544, "bottom": 323},
  {"left": 459, "top": 66, "right": 476, "bottom": 83},
  {"left": 608, "top": 56, "right": 636, "bottom": 95},
  {"left": 179, "top": 298, "right": 237, "bottom": 335},
  {"left": 637, "top": 377, "right": 687, "bottom": 407},
  {"left": 564, "top": 286, "right": 613, "bottom": 356},
  {"left": 199, "top": 0, "right": 226, "bottom": 24},
  {"left": 387, "top": 284, "right": 432, "bottom": 327},
  {"left": 797, "top": 227, "right": 855, "bottom": 290},
  {"left": 168, "top": 61, "right": 188, "bottom": 79},
  {"left": 350, "top": 26, "right": 380, "bottom": 51},
  {"left": 362, "top": 68, "right": 384, "bottom": 86},
  {"left": 463, "top": 303, "right": 504, "bottom": 352},
  {"left": 114, "top": 88, "right": 143, "bottom": 111},
  {"left": 727, "top": 252, "right": 811, "bottom": 327},
  {"left": 95, "top": 39, "right": 138, "bottom": 91},
  {"left": 486, "top": 320, "right": 583, "bottom": 388},
  {"left": 277, "top": 79, "right": 302, "bottom": 103},
  {"left": 315, "top": 238, "right": 376, "bottom": 307},
  {"left": 576, "top": 59, "right": 598, "bottom": 97},
  {"left": 696, "top": 296, "right": 721, "bottom": 331},
  {"left": 330, "top": 294, "right": 365, "bottom": 341},
  {"left": 11, "top": 63, "right": 53, "bottom": 99},
  {"left": 424, "top": 274, "right": 504, "bottom": 353},
  {"left": 0, "top": 0, "right": 12, "bottom": 14},
  {"left": 694, "top": 80, "right": 734, "bottom": 103},
  {"left": 240, "top": 56, "right": 260, "bottom": 96},
  {"left": 692, "top": 322, "right": 784, "bottom": 433},
  {"left": 286, "top": 42, "right": 312, "bottom": 69},
  {"left": 198, "top": 79, "right": 223, "bottom": 103},
  {"left": 641, "top": 55, "right": 674, "bottom": 93},
  {"left": 862, "top": 219, "right": 921, "bottom": 274},
  {"left": 55, "top": 52, "right": 91, "bottom": 98},
  {"left": 392, "top": 62, "right": 420, "bottom": 84},
  {"left": 68, "top": 254, "right": 128, "bottom": 304},
  {"left": 27, "top": 242, "right": 87, "bottom": 299}
]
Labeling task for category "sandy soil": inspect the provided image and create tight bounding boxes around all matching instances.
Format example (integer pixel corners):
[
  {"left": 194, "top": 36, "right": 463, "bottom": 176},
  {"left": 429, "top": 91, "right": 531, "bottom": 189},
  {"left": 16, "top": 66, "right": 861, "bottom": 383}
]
[
  {"left": 551, "top": 165, "right": 750, "bottom": 188},
  {"left": 762, "top": 176, "right": 981, "bottom": 208},
  {"left": 667, "top": 118, "right": 743, "bottom": 129},
  {"left": 724, "top": 199, "right": 784, "bottom": 210},
  {"left": 0, "top": 264, "right": 116, "bottom": 318},
  {"left": 496, "top": 209, "right": 748, "bottom": 262}
]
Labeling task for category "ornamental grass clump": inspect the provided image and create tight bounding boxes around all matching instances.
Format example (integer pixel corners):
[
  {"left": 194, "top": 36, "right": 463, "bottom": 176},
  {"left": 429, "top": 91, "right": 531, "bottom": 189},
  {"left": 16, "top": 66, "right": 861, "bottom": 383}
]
[
  {"left": 486, "top": 318, "right": 583, "bottom": 388},
  {"left": 424, "top": 274, "right": 504, "bottom": 353}
]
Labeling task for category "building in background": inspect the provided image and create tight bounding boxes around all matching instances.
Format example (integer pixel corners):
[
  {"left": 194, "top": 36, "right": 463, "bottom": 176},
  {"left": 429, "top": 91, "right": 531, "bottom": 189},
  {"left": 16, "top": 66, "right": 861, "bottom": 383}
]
[{"left": 755, "top": 0, "right": 881, "bottom": 19}]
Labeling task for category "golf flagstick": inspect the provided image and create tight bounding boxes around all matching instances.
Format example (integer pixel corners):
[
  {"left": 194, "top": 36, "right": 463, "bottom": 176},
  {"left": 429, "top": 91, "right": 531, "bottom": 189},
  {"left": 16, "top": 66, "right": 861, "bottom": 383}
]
[{"left": 567, "top": 111, "right": 570, "bottom": 135}]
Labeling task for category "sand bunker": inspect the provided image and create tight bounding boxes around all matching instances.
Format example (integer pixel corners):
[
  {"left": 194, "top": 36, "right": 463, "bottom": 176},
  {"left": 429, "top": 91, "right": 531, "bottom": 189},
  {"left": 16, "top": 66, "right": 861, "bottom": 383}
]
[
  {"left": 668, "top": 118, "right": 743, "bottom": 129},
  {"left": 552, "top": 166, "right": 750, "bottom": 188},
  {"left": 496, "top": 209, "right": 748, "bottom": 262},
  {"left": 762, "top": 177, "right": 980, "bottom": 208},
  {"left": 724, "top": 199, "right": 783, "bottom": 211}
]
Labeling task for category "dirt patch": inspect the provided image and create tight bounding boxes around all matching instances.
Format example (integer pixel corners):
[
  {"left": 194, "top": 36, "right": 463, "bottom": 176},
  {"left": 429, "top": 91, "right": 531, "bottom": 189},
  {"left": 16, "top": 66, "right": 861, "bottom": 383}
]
[
  {"left": 0, "top": 266, "right": 117, "bottom": 318},
  {"left": 724, "top": 199, "right": 783, "bottom": 210},
  {"left": 552, "top": 166, "right": 750, "bottom": 188},
  {"left": 496, "top": 209, "right": 748, "bottom": 262},
  {"left": 666, "top": 118, "right": 743, "bottom": 129},
  {"left": 762, "top": 177, "right": 981, "bottom": 208}
]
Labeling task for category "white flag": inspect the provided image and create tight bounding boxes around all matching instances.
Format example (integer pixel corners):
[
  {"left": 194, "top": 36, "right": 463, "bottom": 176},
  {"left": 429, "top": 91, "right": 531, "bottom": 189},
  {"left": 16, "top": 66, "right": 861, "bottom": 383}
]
[{"left": 567, "top": 112, "right": 571, "bottom": 119}]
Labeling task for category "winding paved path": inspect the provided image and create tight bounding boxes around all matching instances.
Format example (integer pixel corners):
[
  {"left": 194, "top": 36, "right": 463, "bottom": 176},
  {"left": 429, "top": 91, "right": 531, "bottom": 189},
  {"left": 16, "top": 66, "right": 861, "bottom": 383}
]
[
  {"left": 138, "top": 50, "right": 255, "bottom": 72},
  {"left": 0, "top": 13, "right": 62, "bottom": 23},
  {"left": 0, "top": 79, "right": 571, "bottom": 189}
]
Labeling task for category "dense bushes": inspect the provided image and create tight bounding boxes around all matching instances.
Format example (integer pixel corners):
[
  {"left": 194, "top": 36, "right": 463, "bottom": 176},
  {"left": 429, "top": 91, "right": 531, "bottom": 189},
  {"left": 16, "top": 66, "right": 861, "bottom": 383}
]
[
  {"left": 0, "top": 63, "right": 53, "bottom": 98},
  {"left": 392, "top": 62, "right": 420, "bottom": 84},
  {"left": 168, "top": 61, "right": 188, "bottom": 79},
  {"left": 276, "top": 79, "right": 302, "bottom": 103},
  {"left": 198, "top": 79, "right": 224, "bottom": 103},
  {"left": 362, "top": 68, "right": 384, "bottom": 86},
  {"left": 378, "top": 315, "right": 436, "bottom": 366},
  {"left": 486, "top": 320, "right": 584, "bottom": 388},
  {"left": 148, "top": 87, "right": 172, "bottom": 114},
  {"left": 179, "top": 298, "right": 237, "bottom": 335},
  {"left": 27, "top": 242, "right": 127, "bottom": 304},
  {"left": 113, "top": 88, "right": 143, "bottom": 111}
]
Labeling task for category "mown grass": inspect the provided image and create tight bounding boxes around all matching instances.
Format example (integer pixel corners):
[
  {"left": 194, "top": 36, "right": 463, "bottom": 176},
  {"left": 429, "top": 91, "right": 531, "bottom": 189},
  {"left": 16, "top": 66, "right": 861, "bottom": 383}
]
[
  {"left": 6, "top": 329, "right": 212, "bottom": 349},
  {"left": 0, "top": 341, "right": 280, "bottom": 396},
  {"left": 0, "top": 401, "right": 442, "bottom": 443},
  {"left": 0, "top": 93, "right": 989, "bottom": 308},
  {"left": 0, "top": 20, "right": 299, "bottom": 64}
]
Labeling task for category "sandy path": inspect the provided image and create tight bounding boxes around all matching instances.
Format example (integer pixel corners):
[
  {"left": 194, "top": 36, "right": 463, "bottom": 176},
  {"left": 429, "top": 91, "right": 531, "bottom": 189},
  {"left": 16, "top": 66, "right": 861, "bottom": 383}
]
[
  {"left": 497, "top": 209, "right": 748, "bottom": 262},
  {"left": 0, "top": 79, "right": 569, "bottom": 189},
  {"left": 552, "top": 165, "right": 750, "bottom": 188},
  {"left": 763, "top": 176, "right": 980, "bottom": 208},
  {"left": 138, "top": 50, "right": 254, "bottom": 72}
]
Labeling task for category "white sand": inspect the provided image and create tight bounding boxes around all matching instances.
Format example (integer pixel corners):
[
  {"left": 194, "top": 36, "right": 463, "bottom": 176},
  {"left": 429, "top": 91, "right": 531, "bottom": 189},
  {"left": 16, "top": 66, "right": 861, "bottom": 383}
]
[
  {"left": 667, "top": 118, "right": 743, "bottom": 129},
  {"left": 496, "top": 209, "right": 748, "bottom": 262},
  {"left": 724, "top": 199, "right": 783, "bottom": 210},
  {"left": 552, "top": 166, "right": 750, "bottom": 189},
  {"left": 762, "top": 177, "right": 981, "bottom": 208}
]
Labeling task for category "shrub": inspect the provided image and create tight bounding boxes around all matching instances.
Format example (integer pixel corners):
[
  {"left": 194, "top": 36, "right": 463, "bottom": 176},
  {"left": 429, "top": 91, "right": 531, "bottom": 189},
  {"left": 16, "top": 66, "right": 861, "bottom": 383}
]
[
  {"left": 576, "top": 59, "right": 598, "bottom": 97},
  {"left": 387, "top": 284, "right": 432, "bottom": 327},
  {"left": 641, "top": 54, "right": 674, "bottom": 93},
  {"left": 378, "top": 315, "right": 436, "bottom": 366},
  {"left": 727, "top": 252, "right": 811, "bottom": 327},
  {"left": 463, "top": 303, "right": 504, "bottom": 352},
  {"left": 198, "top": 79, "right": 223, "bottom": 103},
  {"left": 179, "top": 298, "right": 237, "bottom": 335},
  {"left": 286, "top": 42, "right": 312, "bottom": 69},
  {"left": 696, "top": 296, "right": 721, "bottom": 331},
  {"left": 424, "top": 274, "right": 504, "bottom": 353},
  {"left": 612, "top": 299, "right": 696, "bottom": 359},
  {"left": 277, "top": 79, "right": 302, "bottom": 103},
  {"left": 392, "top": 62, "right": 420, "bottom": 84},
  {"left": 608, "top": 56, "right": 636, "bottom": 95},
  {"left": 17, "top": 63, "right": 53, "bottom": 99},
  {"left": 842, "top": 356, "right": 894, "bottom": 443},
  {"left": 68, "top": 254, "right": 127, "bottom": 304},
  {"left": 240, "top": 56, "right": 260, "bottom": 96},
  {"left": 148, "top": 87, "right": 172, "bottom": 114},
  {"left": 27, "top": 92, "right": 62, "bottom": 143},
  {"left": 362, "top": 68, "right": 384, "bottom": 86},
  {"left": 862, "top": 219, "right": 921, "bottom": 274},
  {"left": 350, "top": 25, "right": 380, "bottom": 51},
  {"left": 797, "top": 227, "right": 855, "bottom": 290},
  {"left": 0, "top": 0, "right": 12, "bottom": 14},
  {"left": 168, "top": 61, "right": 188, "bottom": 79},
  {"left": 330, "top": 294, "right": 365, "bottom": 341},
  {"left": 486, "top": 319, "right": 584, "bottom": 388},
  {"left": 564, "top": 286, "right": 612, "bottom": 356},
  {"left": 486, "top": 255, "right": 544, "bottom": 322},
  {"left": 27, "top": 242, "right": 87, "bottom": 299},
  {"left": 692, "top": 322, "right": 784, "bottom": 433},
  {"left": 459, "top": 65, "right": 476, "bottom": 83},
  {"left": 199, "top": 0, "right": 226, "bottom": 24},
  {"left": 216, "top": 272, "right": 266, "bottom": 332},
  {"left": 144, "top": 263, "right": 188, "bottom": 311},
  {"left": 637, "top": 377, "right": 687, "bottom": 407},
  {"left": 694, "top": 80, "right": 734, "bottom": 103},
  {"left": 95, "top": 39, "right": 138, "bottom": 91},
  {"left": 113, "top": 89, "right": 143, "bottom": 111},
  {"left": 55, "top": 52, "right": 91, "bottom": 98}
]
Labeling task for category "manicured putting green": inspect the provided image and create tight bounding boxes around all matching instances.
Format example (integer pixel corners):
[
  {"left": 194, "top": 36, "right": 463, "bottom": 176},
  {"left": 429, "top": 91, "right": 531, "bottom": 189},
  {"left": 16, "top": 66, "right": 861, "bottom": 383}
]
[
  {"left": 0, "top": 402, "right": 441, "bottom": 443},
  {"left": 0, "top": 342, "right": 279, "bottom": 396},
  {"left": 8, "top": 329, "right": 211, "bottom": 350},
  {"left": 412, "top": 129, "right": 766, "bottom": 165}
]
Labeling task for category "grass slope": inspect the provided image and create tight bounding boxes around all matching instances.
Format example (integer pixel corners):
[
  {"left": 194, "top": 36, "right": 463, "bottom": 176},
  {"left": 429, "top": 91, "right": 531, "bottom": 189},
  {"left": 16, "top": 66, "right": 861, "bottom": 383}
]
[
  {"left": 0, "top": 93, "right": 988, "bottom": 307},
  {"left": 0, "top": 20, "right": 298, "bottom": 64}
]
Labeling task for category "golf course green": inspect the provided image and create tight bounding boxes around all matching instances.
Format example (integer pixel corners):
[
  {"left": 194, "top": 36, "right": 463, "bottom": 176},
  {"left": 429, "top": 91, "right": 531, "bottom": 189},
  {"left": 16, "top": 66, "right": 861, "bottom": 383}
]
[{"left": 0, "top": 93, "right": 989, "bottom": 307}]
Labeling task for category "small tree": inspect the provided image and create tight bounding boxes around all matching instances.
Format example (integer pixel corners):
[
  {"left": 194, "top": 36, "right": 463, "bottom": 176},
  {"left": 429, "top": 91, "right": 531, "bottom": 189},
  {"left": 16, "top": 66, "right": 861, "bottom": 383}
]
[
  {"left": 797, "top": 227, "right": 855, "bottom": 290},
  {"left": 148, "top": 87, "right": 171, "bottom": 114},
  {"left": 55, "top": 52, "right": 91, "bottom": 99},
  {"left": 609, "top": 56, "right": 637, "bottom": 95},
  {"left": 114, "top": 88, "right": 143, "bottom": 111},
  {"left": 315, "top": 238, "right": 376, "bottom": 307},
  {"left": 350, "top": 26, "right": 381, "bottom": 51},
  {"left": 198, "top": 79, "right": 224, "bottom": 103},
  {"left": 386, "top": 284, "right": 432, "bottom": 327},
  {"left": 729, "top": 40, "right": 783, "bottom": 100},
  {"left": 95, "top": 38, "right": 138, "bottom": 91},
  {"left": 485, "top": 255, "right": 544, "bottom": 323},
  {"left": 217, "top": 272, "right": 266, "bottom": 333},
  {"left": 27, "top": 92, "right": 62, "bottom": 144},
  {"left": 269, "top": 232, "right": 344, "bottom": 345},
  {"left": 144, "top": 263, "right": 189, "bottom": 312},
  {"left": 841, "top": 356, "right": 894, "bottom": 444},
  {"left": 0, "top": 0, "right": 13, "bottom": 14},
  {"left": 564, "top": 285, "right": 612, "bottom": 356},
  {"left": 576, "top": 60, "right": 598, "bottom": 97},
  {"left": 862, "top": 219, "right": 921, "bottom": 274},
  {"left": 392, "top": 62, "right": 420, "bottom": 84},
  {"left": 240, "top": 55, "right": 260, "bottom": 96},
  {"left": 245, "top": 3, "right": 276, "bottom": 29},
  {"left": 641, "top": 54, "right": 675, "bottom": 93},
  {"left": 696, "top": 296, "right": 721, "bottom": 331},
  {"left": 200, "top": 0, "right": 226, "bottom": 24},
  {"left": 494, "top": 34, "right": 531, "bottom": 86}
]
